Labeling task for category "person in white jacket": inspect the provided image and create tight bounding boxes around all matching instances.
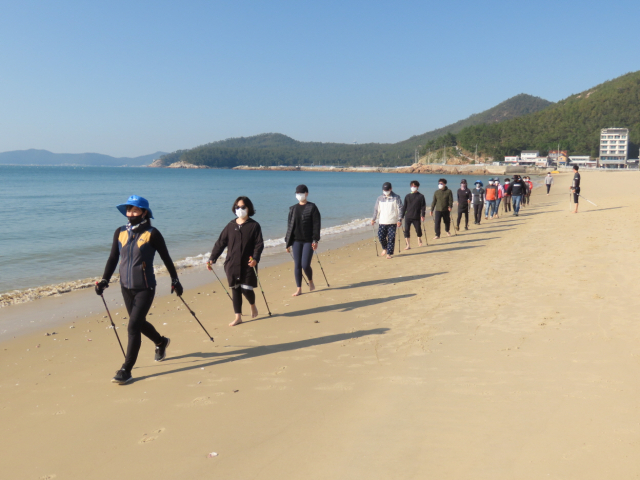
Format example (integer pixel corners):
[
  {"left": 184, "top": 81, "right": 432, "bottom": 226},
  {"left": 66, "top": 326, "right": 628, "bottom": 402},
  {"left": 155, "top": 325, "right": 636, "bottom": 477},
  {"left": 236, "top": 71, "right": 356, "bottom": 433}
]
[
  {"left": 545, "top": 172, "right": 554, "bottom": 195},
  {"left": 371, "top": 182, "right": 403, "bottom": 259}
]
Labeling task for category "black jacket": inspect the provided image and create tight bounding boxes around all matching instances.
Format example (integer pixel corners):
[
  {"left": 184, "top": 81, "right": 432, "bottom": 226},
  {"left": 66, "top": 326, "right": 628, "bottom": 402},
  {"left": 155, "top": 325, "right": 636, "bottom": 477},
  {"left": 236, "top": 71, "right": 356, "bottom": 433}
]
[
  {"left": 285, "top": 202, "right": 321, "bottom": 248},
  {"left": 403, "top": 192, "right": 426, "bottom": 219},
  {"left": 209, "top": 218, "right": 264, "bottom": 288},
  {"left": 507, "top": 180, "right": 528, "bottom": 196},
  {"left": 102, "top": 220, "right": 178, "bottom": 290},
  {"left": 457, "top": 188, "right": 472, "bottom": 210}
]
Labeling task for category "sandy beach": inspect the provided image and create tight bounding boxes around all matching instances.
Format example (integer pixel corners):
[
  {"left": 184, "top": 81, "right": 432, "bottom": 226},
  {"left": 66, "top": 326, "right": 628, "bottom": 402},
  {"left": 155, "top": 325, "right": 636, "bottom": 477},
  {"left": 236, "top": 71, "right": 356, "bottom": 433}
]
[{"left": 3, "top": 170, "right": 640, "bottom": 479}]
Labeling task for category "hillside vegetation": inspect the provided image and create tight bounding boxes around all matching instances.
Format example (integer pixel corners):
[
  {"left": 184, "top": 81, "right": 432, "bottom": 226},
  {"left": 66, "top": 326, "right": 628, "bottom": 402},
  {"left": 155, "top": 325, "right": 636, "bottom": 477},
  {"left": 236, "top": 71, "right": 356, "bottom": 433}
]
[{"left": 156, "top": 94, "right": 552, "bottom": 168}]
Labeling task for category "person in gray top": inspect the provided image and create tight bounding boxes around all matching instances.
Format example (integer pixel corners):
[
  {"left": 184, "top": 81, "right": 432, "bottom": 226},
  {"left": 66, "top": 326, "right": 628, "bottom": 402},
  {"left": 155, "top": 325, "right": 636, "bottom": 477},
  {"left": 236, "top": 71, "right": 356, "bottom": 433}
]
[{"left": 545, "top": 172, "right": 554, "bottom": 195}]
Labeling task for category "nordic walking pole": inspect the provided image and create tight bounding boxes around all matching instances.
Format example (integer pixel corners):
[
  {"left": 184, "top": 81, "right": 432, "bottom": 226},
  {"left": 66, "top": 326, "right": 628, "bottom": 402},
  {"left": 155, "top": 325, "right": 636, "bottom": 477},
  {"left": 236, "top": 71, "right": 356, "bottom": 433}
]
[
  {"left": 96, "top": 287, "right": 125, "bottom": 358},
  {"left": 250, "top": 257, "right": 271, "bottom": 316},
  {"left": 207, "top": 262, "right": 233, "bottom": 303},
  {"left": 577, "top": 193, "right": 598, "bottom": 207},
  {"left": 372, "top": 224, "right": 379, "bottom": 256},
  {"left": 396, "top": 225, "right": 402, "bottom": 254},
  {"left": 449, "top": 209, "right": 458, "bottom": 236},
  {"left": 177, "top": 295, "right": 214, "bottom": 342},
  {"left": 422, "top": 220, "right": 429, "bottom": 246},
  {"left": 289, "top": 250, "right": 309, "bottom": 286},
  {"left": 315, "top": 250, "right": 330, "bottom": 287}
]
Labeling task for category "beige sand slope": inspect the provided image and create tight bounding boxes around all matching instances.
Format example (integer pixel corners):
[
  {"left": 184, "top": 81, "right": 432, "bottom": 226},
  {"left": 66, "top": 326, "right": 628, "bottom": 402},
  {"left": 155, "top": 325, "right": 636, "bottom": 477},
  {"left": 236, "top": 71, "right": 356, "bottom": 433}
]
[{"left": 2, "top": 171, "right": 640, "bottom": 479}]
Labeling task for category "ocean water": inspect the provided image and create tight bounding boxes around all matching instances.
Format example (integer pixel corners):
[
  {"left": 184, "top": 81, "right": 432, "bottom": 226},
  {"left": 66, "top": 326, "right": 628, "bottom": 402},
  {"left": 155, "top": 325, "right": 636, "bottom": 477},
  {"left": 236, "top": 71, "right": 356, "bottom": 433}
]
[{"left": 0, "top": 166, "right": 495, "bottom": 295}]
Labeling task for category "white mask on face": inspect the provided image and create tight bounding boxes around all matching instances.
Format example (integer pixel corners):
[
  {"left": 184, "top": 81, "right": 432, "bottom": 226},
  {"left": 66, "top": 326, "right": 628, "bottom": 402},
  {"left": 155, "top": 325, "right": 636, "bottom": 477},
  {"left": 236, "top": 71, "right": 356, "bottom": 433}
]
[
  {"left": 383, "top": 190, "right": 390, "bottom": 196},
  {"left": 296, "top": 193, "right": 306, "bottom": 202},
  {"left": 438, "top": 184, "right": 444, "bottom": 190},
  {"left": 410, "top": 187, "right": 418, "bottom": 193},
  {"left": 235, "top": 208, "right": 248, "bottom": 219}
]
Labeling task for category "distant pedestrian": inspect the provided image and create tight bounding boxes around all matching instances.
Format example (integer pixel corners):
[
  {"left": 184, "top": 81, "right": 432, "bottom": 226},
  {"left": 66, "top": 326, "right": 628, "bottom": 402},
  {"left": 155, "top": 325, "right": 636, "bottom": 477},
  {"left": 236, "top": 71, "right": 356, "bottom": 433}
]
[
  {"left": 456, "top": 179, "right": 472, "bottom": 230},
  {"left": 285, "top": 185, "right": 321, "bottom": 296},
  {"left": 430, "top": 178, "right": 453, "bottom": 239},
  {"left": 570, "top": 165, "right": 581, "bottom": 213},
  {"left": 503, "top": 178, "right": 512, "bottom": 213},
  {"left": 545, "top": 172, "right": 554, "bottom": 195},
  {"left": 372, "top": 182, "right": 403, "bottom": 259},
  {"left": 494, "top": 178, "right": 504, "bottom": 218},
  {"left": 208, "top": 196, "right": 264, "bottom": 325},
  {"left": 402, "top": 180, "right": 426, "bottom": 249},
  {"left": 507, "top": 175, "right": 527, "bottom": 216},
  {"left": 524, "top": 176, "right": 533, "bottom": 205},
  {"left": 471, "top": 180, "right": 485, "bottom": 224},
  {"left": 484, "top": 178, "right": 499, "bottom": 220}
]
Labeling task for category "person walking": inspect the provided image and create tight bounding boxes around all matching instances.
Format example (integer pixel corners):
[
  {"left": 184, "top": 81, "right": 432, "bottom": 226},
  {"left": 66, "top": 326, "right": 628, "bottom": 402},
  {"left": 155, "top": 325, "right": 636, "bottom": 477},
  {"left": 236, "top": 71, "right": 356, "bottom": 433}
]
[
  {"left": 545, "top": 172, "right": 554, "bottom": 195},
  {"left": 430, "top": 178, "right": 454, "bottom": 239},
  {"left": 471, "top": 180, "right": 485, "bottom": 224},
  {"left": 507, "top": 175, "right": 528, "bottom": 216},
  {"left": 402, "top": 180, "right": 426, "bottom": 249},
  {"left": 484, "top": 178, "right": 499, "bottom": 220},
  {"left": 285, "top": 185, "right": 321, "bottom": 296},
  {"left": 524, "top": 176, "right": 533, "bottom": 205},
  {"left": 456, "top": 179, "right": 472, "bottom": 230},
  {"left": 503, "top": 178, "right": 512, "bottom": 213},
  {"left": 208, "top": 197, "right": 264, "bottom": 326},
  {"left": 494, "top": 178, "right": 504, "bottom": 218},
  {"left": 371, "top": 182, "right": 403, "bottom": 259},
  {"left": 95, "top": 195, "right": 183, "bottom": 385},
  {"left": 570, "top": 165, "right": 581, "bottom": 213}
]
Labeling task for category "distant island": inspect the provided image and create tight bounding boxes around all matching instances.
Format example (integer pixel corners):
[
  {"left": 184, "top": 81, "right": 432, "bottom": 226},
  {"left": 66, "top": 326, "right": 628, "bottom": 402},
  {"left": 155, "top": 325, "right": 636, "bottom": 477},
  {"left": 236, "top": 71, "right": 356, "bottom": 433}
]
[{"left": 0, "top": 149, "right": 166, "bottom": 167}]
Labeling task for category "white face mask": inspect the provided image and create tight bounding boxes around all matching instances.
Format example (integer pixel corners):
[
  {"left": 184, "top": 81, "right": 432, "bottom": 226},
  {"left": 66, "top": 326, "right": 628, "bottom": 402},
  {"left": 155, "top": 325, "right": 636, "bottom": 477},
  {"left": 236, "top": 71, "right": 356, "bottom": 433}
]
[
  {"left": 235, "top": 208, "right": 248, "bottom": 219},
  {"left": 296, "top": 193, "right": 306, "bottom": 202},
  {"left": 383, "top": 190, "right": 390, "bottom": 196},
  {"left": 438, "top": 184, "right": 444, "bottom": 190},
  {"left": 410, "top": 187, "right": 418, "bottom": 193}
]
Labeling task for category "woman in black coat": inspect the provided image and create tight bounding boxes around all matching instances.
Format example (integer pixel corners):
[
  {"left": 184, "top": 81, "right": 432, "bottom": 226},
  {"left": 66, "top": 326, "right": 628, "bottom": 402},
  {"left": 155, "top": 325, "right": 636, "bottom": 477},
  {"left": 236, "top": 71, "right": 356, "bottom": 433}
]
[
  {"left": 207, "top": 197, "right": 264, "bottom": 326},
  {"left": 285, "top": 184, "right": 321, "bottom": 297}
]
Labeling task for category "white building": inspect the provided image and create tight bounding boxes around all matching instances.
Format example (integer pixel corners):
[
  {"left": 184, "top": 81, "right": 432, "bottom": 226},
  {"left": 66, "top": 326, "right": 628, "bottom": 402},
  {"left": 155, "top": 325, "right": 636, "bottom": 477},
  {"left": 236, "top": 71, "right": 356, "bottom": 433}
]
[
  {"left": 599, "top": 128, "right": 629, "bottom": 166},
  {"left": 569, "top": 156, "right": 597, "bottom": 167},
  {"left": 535, "top": 156, "right": 550, "bottom": 167},
  {"left": 504, "top": 156, "right": 520, "bottom": 163},
  {"left": 519, "top": 151, "right": 539, "bottom": 165}
]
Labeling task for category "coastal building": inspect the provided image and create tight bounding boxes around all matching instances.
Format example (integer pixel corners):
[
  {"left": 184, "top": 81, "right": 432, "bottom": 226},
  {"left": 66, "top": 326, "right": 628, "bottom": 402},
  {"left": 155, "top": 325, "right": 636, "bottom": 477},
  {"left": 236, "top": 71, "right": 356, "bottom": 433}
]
[
  {"left": 548, "top": 150, "right": 568, "bottom": 166},
  {"left": 504, "top": 156, "right": 520, "bottom": 163},
  {"left": 535, "top": 156, "right": 550, "bottom": 167},
  {"left": 600, "top": 128, "right": 629, "bottom": 168},
  {"left": 569, "top": 156, "right": 597, "bottom": 168},
  {"left": 519, "top": 151, "right": 539, "bottom": 166}
]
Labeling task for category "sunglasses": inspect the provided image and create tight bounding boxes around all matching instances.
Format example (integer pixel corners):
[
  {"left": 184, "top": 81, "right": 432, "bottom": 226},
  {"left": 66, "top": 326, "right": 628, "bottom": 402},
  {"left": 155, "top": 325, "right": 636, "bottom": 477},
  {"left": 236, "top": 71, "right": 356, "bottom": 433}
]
[{"left": 235, "top": 205, "right": 247, "bottom": 210}]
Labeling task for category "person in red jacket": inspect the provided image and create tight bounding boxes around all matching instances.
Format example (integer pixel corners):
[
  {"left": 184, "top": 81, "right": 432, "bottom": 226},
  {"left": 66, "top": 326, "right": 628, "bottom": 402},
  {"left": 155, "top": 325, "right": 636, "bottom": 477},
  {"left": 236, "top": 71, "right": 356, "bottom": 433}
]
[{"left": 524, "top": 176, "right": 533, "bottom": 206}]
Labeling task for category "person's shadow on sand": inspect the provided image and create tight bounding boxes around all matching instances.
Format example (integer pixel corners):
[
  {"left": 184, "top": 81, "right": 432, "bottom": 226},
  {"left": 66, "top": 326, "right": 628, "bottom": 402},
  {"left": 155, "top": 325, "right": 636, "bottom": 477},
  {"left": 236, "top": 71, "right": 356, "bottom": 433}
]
[
  {"left": 132, "top": 328, "right": 389, "bottom": 382},
  {"left": 282, "top": 294, "right": 415, "bottom": 316}
]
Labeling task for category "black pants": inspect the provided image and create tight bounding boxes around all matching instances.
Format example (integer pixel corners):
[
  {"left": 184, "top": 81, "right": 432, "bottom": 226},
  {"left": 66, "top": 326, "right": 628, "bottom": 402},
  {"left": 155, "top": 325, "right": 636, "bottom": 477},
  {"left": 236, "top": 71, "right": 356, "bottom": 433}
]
[
  {"left": 473, "top": 204, "right": 483, "bottom": 223},
  {"left": 232, "top": 286, "right": 256, "bottom": 314},
  {"left": 403, "top": 218, "right": 422, "bottom": 238},
  {"left": 292, "top": 241, "right": 313, "bottom": 288},
  {"left": 504, "top": 195, "right": 512, "bottom": 212},
  {"left": 546, "top": 184, "right": 551, "bottom": 194},
  {"left": 433, "top": 210, "right": 450, "bottom": 237},
  {"left": 457, "top": 208, "right": 469, "bottom": 228},
  {"left": 121, "top": 286, "right": 161, "bottom": 372}
]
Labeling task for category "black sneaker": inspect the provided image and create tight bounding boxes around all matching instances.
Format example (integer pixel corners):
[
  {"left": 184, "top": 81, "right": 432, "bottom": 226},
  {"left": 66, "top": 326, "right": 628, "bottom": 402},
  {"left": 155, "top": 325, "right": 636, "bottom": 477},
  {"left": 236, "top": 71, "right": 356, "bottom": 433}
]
[
  {"left": 155, "top": 337, "right": 170, "bottom": 362},
  {"left": 111, "top": 368, "right": 132, "bottom": 385}
]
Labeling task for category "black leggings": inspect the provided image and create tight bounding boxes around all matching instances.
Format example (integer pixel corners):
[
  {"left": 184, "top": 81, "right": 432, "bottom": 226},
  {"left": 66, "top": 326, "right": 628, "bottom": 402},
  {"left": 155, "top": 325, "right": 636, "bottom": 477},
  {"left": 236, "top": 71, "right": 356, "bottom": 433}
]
[
  {"left": 457, "top": 208, "right": 469, "bottom": 228},
  {"left": 292, "top": 241, "right": 313, "bottom": 288},
  {"left": 473, "top": 204, "right": 483, "bottom": 223},
  {"left": 433, "top": 211, "right": 450, "bottom": 237},
  {"left": 232, "top": 286, "right": 256, "bottom": 314},
  {"left": 121, "top": 286, "right": 161, "bottom": 372},
  {"left": 546, "top": 184, "right": 551, "bottom": 194},
  {"left": 403, "top": 218, "right": 422, "bottom": 238},
  {"left": 504, "top": 195, "right": 512, "bottom": 212}
]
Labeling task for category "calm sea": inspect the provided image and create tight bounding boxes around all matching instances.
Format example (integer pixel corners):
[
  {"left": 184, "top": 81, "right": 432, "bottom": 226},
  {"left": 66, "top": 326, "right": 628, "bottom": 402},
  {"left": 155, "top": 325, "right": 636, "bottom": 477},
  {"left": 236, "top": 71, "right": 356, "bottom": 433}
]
[{"left": 0, "top": 166, "right": 494, "bottom": 294}]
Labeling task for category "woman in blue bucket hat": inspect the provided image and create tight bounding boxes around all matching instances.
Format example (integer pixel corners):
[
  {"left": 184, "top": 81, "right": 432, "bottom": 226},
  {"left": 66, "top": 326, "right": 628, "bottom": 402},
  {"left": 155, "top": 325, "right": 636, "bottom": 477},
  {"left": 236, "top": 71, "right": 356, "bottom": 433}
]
[{"left": 95, "top": 195, "right": 184, "bottom": 385}]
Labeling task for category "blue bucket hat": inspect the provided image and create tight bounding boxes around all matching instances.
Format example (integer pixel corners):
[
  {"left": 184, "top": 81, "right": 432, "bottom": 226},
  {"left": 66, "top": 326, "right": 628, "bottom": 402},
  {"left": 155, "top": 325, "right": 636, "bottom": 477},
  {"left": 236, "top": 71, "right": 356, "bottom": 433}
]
[
  {"left": 116, "top": 195, "right": 154, "bottom": 219},
  {"left": 475, "top": 180, "right": 483, "bottom": 187}
]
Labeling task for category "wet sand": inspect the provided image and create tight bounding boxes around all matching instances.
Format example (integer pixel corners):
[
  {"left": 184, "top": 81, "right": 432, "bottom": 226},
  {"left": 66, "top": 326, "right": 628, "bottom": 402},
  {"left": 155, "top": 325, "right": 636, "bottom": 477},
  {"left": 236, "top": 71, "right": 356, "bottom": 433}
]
[{"left": 2, "top": 171, "right": 639, "bottom": 479}]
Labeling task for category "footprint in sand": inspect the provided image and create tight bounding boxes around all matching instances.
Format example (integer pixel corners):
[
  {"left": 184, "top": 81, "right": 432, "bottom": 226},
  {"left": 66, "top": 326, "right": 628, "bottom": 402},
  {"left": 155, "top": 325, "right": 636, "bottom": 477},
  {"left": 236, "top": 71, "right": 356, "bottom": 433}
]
[
  {"left": 138, "top": 427, "right": 166, "bottom": 444},
  {"left": 40, "top": 475, "right": 56, "bottom": 480},
  {"left": 178, "top": 396, "right": 215, "bottom": 407},
  {"left": 275, "top": 367, "right": 287, "bottom": 375}
]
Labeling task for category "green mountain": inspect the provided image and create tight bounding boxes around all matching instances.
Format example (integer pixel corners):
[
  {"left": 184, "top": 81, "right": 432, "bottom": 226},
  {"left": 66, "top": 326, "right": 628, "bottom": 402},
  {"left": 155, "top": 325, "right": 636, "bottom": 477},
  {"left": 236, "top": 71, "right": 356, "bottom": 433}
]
[
  {"left": 155, "top": 94, "right": 552, "bottom": 168},
  {"left": 452, "top": 71, "right": 640, "bottom": 160},
  {"left": 0, "top": 149, "right": 166, "bottom": 167}
]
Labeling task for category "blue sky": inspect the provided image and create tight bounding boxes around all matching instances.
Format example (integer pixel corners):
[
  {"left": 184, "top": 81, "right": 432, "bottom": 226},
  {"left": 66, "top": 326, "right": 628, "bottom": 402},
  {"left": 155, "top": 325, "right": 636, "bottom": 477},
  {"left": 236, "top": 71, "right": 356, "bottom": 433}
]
[{"left": 0, "top": 0, "right": 638, "bottom": 157}]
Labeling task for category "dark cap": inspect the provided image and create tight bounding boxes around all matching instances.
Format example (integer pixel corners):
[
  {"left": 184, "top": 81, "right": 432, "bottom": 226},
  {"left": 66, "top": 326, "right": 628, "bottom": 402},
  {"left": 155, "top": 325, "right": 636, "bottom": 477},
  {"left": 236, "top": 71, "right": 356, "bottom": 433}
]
[
  {"left": 382, "top": 182, "right": 392, "bottom": 191},
  {"left": 295, "top": 184, "right": 308, "bottom": 194},
  {"left": 461, "top": 179, "right": 467, "bottom": 184}
]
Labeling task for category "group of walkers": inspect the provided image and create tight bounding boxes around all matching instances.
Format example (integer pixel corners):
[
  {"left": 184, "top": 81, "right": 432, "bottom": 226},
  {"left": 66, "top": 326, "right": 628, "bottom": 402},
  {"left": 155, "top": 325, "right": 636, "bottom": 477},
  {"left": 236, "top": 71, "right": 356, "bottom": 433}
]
[
  {"left": 96, "top": 171, "right": 562, "bottom": 385},
  {"left": 96, "top": 185, "right": 323, "bottom": 384}
]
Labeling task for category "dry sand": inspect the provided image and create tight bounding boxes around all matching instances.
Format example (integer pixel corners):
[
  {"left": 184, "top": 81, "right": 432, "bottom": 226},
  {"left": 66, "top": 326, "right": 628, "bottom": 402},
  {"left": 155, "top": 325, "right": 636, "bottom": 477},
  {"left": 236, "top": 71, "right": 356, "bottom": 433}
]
[{"left": 2, "top": 171, "right": 640, "bottom": 479}]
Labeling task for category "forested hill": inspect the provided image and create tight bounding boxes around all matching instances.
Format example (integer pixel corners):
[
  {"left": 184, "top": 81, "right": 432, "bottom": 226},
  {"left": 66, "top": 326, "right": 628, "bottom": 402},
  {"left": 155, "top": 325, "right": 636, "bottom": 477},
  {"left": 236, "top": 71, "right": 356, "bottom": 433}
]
[
  {"left": 448, "top": 70, "right": 640, "bottom": 160},
  {"left": 0, "top": 149, "right": 166, "bottom": 166},
  {"left": 156, "top": 94, "right": 553, "bottom": 168}
]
